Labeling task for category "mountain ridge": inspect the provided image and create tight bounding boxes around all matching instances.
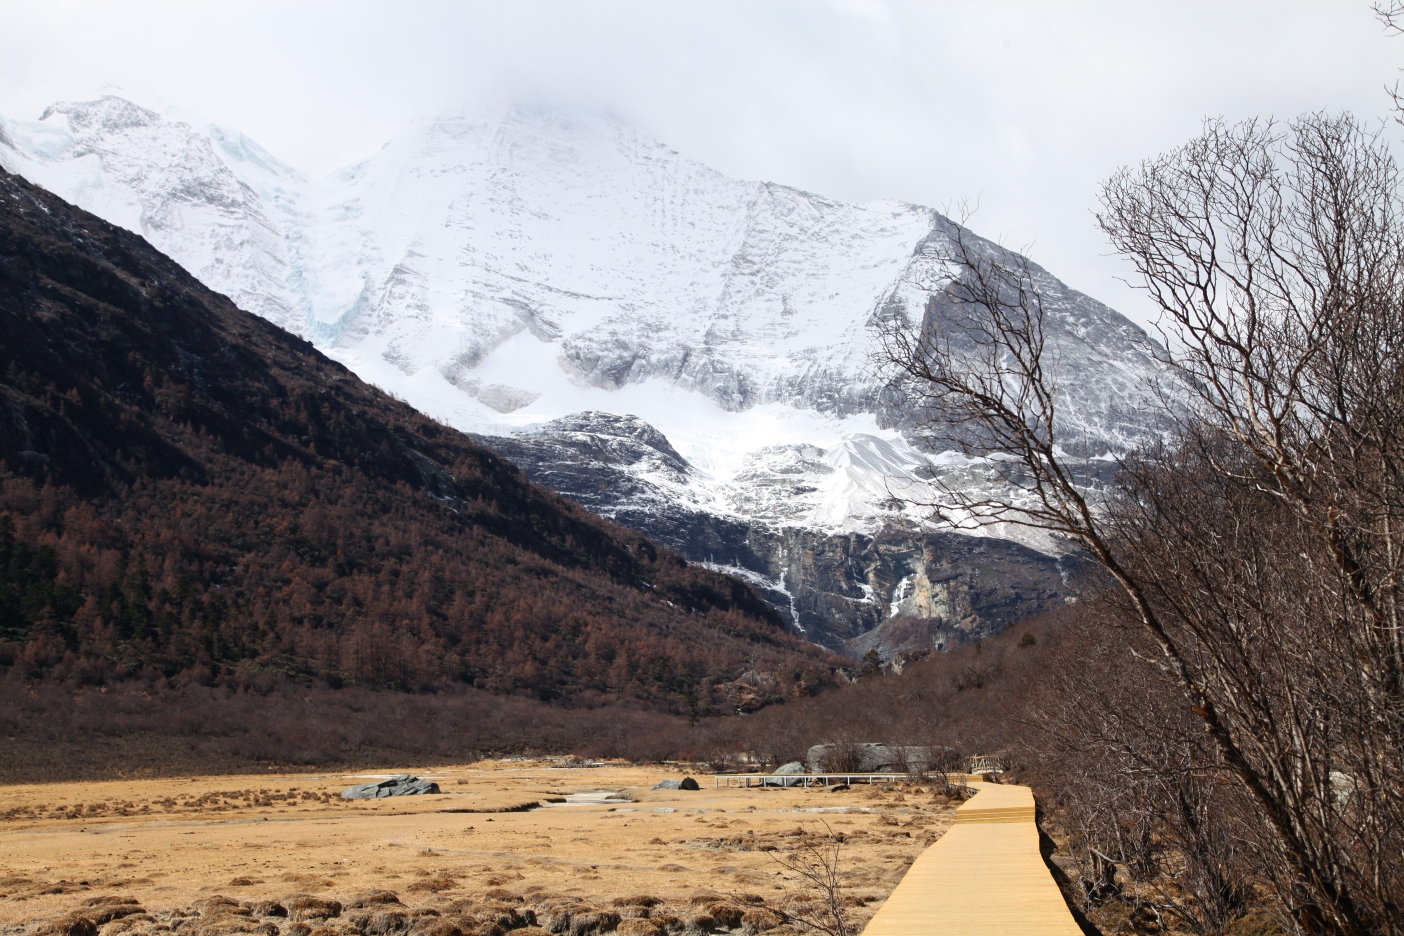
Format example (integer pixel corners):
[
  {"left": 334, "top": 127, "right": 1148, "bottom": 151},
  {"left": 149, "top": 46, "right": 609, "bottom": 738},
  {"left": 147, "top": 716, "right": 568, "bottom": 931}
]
[
  {"left": 0, "top": 95, "right": 1160, "bottom": 653},
  {"left": 0, "top": 164, "right": 841, "bottom": 704}
]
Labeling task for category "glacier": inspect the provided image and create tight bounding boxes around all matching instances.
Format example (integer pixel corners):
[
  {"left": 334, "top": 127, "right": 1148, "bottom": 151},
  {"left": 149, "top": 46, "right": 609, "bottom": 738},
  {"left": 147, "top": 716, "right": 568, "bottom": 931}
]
[{"left": 0, "top": 95, "right": 1164, "bottom": 654}]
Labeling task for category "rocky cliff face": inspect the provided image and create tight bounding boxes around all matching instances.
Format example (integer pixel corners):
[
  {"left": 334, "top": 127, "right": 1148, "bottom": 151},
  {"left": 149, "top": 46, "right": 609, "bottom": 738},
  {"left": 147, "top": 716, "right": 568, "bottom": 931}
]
[
  {"left": 0, "top": 96, "right": 1155, "bottom": 658},
  {"left": 479, "top": 412, "right": 1073, "bottom": 652}
]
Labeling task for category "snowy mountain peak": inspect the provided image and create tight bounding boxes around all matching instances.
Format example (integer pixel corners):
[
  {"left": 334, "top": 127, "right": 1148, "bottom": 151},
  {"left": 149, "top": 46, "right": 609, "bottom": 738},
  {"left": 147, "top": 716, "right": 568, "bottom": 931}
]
[
  {"left": 41, "top": 95, "right": 160, "bottom": 132},
  {"left": 1, "top": 95, "right": 1168, "bottom": 649}
]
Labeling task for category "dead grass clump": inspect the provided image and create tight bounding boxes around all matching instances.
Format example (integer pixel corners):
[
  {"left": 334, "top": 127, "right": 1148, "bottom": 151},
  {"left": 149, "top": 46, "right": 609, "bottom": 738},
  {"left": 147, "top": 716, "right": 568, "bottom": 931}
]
[
  {"left": 78, "top": 897, "right": 145, "bottom": 926},
  {"left": 283, "top": 875, "right": 336, "bottom": 890},
  {"left": 34, "top": 915, "right": 98, "bottom": 936},
  {"left": 406, "top": 920, "right": 463, "bottom": 936},
  {"left": 191, "top": 898, "right": 245, "bottom": 916},
  {"left": 481, "top": 875, "right": 523, "bottom": 887},
  {"left": 346, "top": 894, "right": 403, "bottom": 911},
  {"left": 351, "top": 910, "right": 411, "bottom": 936},
  {"left": 613, "top": 922, "right": 661, "bottom": 936},
  {"left": 286, "top": 897, "right": 343, "bottom": 921},
  {"left": 739, "top": 909, "right": 782, "bottom": 933},
  {"left": 565, "top": 911, "right": 619, "bottom": 936},
  {"left": 681, "top": 914, "right": 714, "bottom": 936},
  {"left": 99, "top": 914, "right": 154, "bottom": 936},
  {"left": 758, "top": 927, "right": 801, "bottom": 936},
  {"left": 703, "top": 907, "right": 742, "bottom": 929}
]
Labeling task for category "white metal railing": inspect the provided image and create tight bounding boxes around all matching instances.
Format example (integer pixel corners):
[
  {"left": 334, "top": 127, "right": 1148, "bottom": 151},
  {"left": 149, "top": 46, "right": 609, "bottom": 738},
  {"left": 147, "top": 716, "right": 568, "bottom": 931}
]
[{"left": 713, "top": 772, "right": 973, "bottom": 788}]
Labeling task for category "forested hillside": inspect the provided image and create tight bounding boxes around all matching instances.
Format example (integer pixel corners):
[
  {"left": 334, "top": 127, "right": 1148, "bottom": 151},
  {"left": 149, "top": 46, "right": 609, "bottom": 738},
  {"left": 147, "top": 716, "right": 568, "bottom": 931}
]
[{"left": 0, "top": 167, "right": 841, "bottom": 709}]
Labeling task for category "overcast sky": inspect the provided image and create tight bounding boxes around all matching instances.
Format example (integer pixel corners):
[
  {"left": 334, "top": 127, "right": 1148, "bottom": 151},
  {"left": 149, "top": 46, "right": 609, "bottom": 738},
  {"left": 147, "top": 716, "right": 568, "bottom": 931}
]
[{"left": 1, "top": 0, "right": 1399, "bottom": 329}]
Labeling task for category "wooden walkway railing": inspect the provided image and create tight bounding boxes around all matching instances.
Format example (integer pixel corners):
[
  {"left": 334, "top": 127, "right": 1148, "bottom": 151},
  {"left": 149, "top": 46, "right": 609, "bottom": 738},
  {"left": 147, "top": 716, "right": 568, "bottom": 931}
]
[{"left": 860, "top": 778, "right": 1082, "bottom": 935}]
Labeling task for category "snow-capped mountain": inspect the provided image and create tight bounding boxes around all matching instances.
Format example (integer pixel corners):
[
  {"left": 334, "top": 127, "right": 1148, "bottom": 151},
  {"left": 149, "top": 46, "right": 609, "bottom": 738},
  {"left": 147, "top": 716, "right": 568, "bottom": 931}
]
[{"left": 0, "top": 95, "right": 1159, "bottom": 653}]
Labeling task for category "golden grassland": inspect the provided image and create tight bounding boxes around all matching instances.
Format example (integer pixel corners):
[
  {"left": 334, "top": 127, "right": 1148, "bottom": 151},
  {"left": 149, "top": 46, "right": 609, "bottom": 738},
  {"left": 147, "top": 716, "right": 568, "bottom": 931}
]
[{"left": 0, "top": 761, "right": 956, "bottom": 936}]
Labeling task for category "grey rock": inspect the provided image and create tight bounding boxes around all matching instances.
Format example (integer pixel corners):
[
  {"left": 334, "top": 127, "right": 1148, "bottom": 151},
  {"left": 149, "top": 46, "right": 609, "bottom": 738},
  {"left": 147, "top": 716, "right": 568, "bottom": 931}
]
[
  {"left": 650, "top": 777, "right": 699, "bottom": 791},
  {"left": 340, "top": 775, "right": 441, "bottom": 800},
  {"left": 764, "top": 762, "right": 807, "bottom": 787},
  {"left": 806, "top": 743, "right": 947, "bottom": 774}
]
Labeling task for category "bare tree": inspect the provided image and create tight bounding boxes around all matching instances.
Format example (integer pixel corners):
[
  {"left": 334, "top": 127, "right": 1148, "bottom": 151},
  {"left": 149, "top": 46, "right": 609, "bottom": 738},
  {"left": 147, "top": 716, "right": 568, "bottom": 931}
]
[
  {"left": 769, "top": 821, "right": 854, "bottom": 936},
  {"left": 879, "top": 114, "right": 1404, "bottom": 934}
]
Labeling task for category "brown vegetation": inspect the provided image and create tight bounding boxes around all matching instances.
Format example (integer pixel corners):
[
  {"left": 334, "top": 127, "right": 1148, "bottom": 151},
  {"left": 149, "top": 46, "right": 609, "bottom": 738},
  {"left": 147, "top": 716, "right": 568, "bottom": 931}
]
[
  {"left": 0, "top": 763, "right": 942, "bottom": 936},
  {"left": 0, "top": 166, "right": 840, "bottom": 710},
  {"left": 877, "top": 110, "right": 1404, "bottom": 934}
]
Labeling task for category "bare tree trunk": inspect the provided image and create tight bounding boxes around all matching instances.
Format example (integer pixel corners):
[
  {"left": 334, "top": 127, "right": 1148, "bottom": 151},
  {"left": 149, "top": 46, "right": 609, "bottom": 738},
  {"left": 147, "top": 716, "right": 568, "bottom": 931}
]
[{"left": 878, "top": 113, "right": 1403, "bottom": 933}]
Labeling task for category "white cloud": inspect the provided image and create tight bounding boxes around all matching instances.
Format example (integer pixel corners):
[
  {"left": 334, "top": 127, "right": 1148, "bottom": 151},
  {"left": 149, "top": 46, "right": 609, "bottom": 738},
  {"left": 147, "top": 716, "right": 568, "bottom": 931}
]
[{"left": 1, "top": 0, "right": 1398, "bottom": 329}]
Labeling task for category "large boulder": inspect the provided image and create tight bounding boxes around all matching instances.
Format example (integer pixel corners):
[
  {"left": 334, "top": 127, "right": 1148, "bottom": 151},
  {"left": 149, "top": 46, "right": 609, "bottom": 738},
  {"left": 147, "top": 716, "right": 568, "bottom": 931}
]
[
  {"left": 654, "top": 774, "right": 702, "bottom": 791},
  {"left": 772, "top": 762, "right": 805, "bottom": 775},
  {"left": 805, "top": 744, "right": 939, "bottom": 774},
  {"left": 341, "top": 775, "right": 441, "bottom": 800},
  {"left": 650, "top": 777, "right": 700, "bottom": 790}
]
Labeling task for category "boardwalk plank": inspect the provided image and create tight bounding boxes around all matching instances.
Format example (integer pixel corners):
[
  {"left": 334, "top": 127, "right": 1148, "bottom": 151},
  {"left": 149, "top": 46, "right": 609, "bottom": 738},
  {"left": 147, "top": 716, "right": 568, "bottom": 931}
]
[{"left": 859, "top": 780, "right": 1081, "bottom": 936}]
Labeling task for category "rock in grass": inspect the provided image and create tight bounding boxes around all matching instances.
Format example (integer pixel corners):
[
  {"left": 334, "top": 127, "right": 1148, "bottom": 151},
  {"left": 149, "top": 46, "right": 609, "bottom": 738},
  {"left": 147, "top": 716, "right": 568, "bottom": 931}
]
[
  {"left": 651, "top": 777, "right": 699, "bottom": 791},
  {"left": 341, "top": 775, "right": 441, "bottom": 800}
]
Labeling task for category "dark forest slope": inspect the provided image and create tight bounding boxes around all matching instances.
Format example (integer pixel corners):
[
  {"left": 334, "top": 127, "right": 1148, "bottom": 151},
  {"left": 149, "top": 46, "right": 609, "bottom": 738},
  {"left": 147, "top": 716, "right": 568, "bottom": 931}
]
[{"left": 0, "top": 167, "right": 841, "bottom": 710}]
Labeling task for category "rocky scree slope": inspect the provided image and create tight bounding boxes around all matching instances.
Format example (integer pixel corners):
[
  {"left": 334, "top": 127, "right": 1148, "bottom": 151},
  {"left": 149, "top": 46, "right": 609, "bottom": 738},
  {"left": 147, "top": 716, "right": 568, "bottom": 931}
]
[
  {"left": 0, "top": 97, "right": 1161, "bottom": 654},
  {"left": 0, "top": 167, "right": 841, "bottom": 706}
]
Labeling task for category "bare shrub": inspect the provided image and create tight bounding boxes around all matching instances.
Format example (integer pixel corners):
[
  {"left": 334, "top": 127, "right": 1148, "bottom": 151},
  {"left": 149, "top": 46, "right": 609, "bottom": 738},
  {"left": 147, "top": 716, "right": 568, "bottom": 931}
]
[
  {"left": 768, "top": 822, "right": 852, "bottom": 936},
  {"left": 816, "top": 741, "right": 863, "bottom": 774}
]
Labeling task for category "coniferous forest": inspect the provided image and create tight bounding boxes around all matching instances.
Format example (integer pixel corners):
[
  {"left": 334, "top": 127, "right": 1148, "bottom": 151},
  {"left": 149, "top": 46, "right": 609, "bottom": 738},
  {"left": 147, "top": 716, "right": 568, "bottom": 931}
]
[{"left": 0, "top": 167, "right": 841, "bottom": 707}]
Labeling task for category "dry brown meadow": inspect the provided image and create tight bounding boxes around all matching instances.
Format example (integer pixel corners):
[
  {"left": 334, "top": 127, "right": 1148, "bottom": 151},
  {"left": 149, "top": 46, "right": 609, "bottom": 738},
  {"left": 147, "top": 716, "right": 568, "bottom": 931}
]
[{"left": 0, "top": 761, "right": 955, "bottom": 936}]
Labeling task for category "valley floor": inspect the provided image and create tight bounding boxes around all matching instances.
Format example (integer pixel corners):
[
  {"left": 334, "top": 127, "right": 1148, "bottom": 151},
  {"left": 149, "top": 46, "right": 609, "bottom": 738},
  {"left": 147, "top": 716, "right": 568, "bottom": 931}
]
[{"left": 0, "top": 761, "right": 953, "bottom": 936}]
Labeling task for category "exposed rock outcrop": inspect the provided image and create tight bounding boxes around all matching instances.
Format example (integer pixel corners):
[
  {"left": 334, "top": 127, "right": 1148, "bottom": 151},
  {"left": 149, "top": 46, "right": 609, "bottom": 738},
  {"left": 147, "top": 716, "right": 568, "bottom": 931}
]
[{"left": 340, "top": 776, "right": 440, "bottom": 800}]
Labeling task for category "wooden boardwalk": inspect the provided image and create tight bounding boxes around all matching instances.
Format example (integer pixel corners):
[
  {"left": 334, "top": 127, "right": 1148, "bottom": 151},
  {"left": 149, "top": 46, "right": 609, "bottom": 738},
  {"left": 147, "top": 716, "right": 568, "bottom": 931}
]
[{"left": 860, "top": 778, "right": 1082, "bottom": 936}]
